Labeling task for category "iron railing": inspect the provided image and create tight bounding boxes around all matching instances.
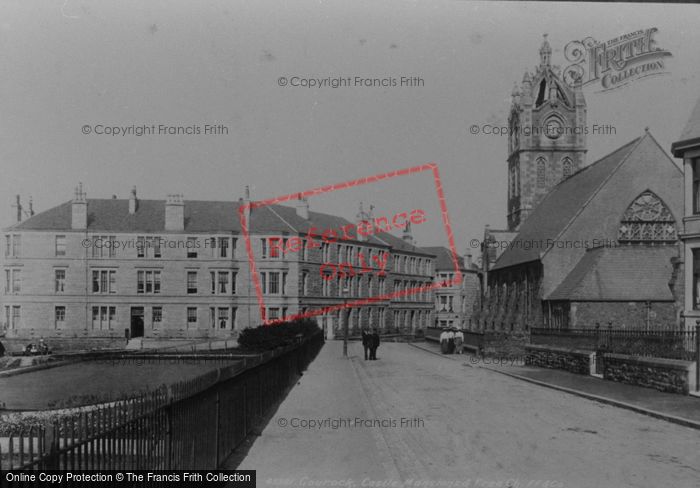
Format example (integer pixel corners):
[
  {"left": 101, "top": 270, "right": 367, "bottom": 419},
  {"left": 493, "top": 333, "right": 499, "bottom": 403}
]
[
  {"left": 0, "top": 333, "right": 324, "bottom": 471},
  {"left": 530, "top": 327, "right": 697, "bottom": 361}
]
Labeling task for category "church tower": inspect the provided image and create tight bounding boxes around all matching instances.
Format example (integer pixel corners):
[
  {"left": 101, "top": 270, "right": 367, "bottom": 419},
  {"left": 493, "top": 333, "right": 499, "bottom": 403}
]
[{"left": 506, "top": 34, "right": 587, "bottom": 231}]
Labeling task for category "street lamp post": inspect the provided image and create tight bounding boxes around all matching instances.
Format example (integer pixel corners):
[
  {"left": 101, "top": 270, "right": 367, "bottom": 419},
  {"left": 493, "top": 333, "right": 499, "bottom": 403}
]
[{"left": 342, "top": 287, "right": 350, "bottom": 357}]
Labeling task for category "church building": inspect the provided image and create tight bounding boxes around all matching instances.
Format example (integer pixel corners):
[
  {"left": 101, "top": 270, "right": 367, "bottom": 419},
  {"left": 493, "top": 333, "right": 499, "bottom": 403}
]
[{"left": 475, "top": 37, "right": 683, "bottom": 331}]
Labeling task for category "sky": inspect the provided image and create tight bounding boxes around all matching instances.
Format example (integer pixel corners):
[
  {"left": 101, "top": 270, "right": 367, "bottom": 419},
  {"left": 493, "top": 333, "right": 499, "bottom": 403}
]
[{"left": 2, "top": 0, "right": 700, "bottom": 256}]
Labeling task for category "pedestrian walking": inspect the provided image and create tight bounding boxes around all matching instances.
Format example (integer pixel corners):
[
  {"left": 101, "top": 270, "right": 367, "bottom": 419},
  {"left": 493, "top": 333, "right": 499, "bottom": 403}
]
[
  {"left": 361, "top": 328, "right": 370, "bottom": 360},
  {"left": 369, "top": 328, "right": 380, "bottom": 360},
  {"left": 454, "top": 329, "right": 464, "bottom": 355},
  {"left": 446, "top": 328, "right": 455, "bottom": 354},
  {"left": 439, "top": 329, "right": 449, "bottom": 354}
]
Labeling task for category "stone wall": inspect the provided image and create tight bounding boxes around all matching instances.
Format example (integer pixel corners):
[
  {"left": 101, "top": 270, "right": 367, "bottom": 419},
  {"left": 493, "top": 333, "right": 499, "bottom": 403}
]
[
  {"left": 482, "top": 330, "right": 529, "bottom": 357},
  {"left": 603, "top": 353, "right": 696, "bottom": 395},
  {"left": 524, "top": 344, "right": 593, "bottom": 375}
]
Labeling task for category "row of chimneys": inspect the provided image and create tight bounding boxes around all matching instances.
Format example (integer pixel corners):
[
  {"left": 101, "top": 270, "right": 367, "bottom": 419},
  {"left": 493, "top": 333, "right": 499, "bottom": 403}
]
[
  {"left": 66, "top": 186, "right": 466, "bottom": 261},
  {"left": 70, "top": 184, "right": 253, "bottom": 231},
  {"left": 11, "top": 195, "right": 34, "bottom": 223}
]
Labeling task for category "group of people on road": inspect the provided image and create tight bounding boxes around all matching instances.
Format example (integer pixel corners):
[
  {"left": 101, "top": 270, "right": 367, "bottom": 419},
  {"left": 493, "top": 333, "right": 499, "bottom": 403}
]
[
  {"left": 361, "top": 328, "right": 381, "bottom": 360},
  {"left": 24, "top": 338, "right": 51, "bottom": 356},
  {"left": 439, "top": 328, "right": 464, "bottom": 354}
]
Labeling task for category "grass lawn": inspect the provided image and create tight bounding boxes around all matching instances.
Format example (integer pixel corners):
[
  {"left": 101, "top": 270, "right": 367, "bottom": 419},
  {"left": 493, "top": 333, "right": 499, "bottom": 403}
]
[{"left": 0, "top": 358, "right": 241, "bottom": 410}]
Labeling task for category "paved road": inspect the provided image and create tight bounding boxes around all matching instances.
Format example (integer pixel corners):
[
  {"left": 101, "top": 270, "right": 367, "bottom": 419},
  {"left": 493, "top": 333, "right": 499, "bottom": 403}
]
[{"left": 240, "top": 341, "right": 700, "bottom": 488}]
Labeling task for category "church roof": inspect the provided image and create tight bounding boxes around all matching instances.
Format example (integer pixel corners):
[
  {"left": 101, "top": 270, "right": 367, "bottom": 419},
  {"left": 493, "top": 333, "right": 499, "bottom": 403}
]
[
  {"left": 492, "top": 136, "right": 642, "bottom": 270},
  {"left": 671, "top": 96, "right": 700, "bottom": 157},
  {"left": 547, "top": 245, "right": 676, "bottom": 301}
]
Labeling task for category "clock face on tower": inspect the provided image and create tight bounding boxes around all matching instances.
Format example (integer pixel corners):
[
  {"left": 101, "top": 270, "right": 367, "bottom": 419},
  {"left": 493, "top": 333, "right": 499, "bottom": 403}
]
[{"left": 544, "top": 117, "right": 562, "bottom": 139}]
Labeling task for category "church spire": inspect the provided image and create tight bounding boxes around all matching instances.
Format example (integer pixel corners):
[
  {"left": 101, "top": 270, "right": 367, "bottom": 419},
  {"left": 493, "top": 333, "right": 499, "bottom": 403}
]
[{"left": 539, "top": 34, "right": 551, "bottom": 68}]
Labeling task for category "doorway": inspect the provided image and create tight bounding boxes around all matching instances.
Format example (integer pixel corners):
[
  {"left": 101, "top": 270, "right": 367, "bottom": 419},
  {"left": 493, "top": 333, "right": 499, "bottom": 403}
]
[{"left": 130, "top": 307, "right": 145, "bottom": 338}]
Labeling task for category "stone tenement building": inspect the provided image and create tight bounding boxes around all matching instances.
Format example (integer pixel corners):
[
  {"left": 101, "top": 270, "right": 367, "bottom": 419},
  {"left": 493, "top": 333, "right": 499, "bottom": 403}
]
[
  {"left": 476, "top": 36, "right": 683, "bottom": 331},
  {"left": 1, "top": 185, "right": 435, "bottom": 347},
  {"left": 672, "top": 94, "right": 700, "bottom": 329},
  {"left": 422, "top": 247, "right": 481, "bottom": 329}
]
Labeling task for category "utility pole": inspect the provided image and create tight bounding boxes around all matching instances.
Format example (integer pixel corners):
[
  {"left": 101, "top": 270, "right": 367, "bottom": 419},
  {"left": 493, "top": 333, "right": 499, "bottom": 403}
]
[{"left": 342, "top": 287, "right": 350, "bottom": 357}]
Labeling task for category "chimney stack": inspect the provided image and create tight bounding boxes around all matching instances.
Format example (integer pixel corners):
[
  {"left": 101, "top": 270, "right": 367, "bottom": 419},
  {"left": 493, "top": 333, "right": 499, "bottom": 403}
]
[
  {"left": 240, "top": 185, "right": 251, "bottom": 227},
  {"left": 355, "top": 202, "right": 374, "bottom": 242},
  {"left": 13, "top": 195, "right": 22, "bottom": 223},
  {"left": 71, "top": 183, "right": 87, "bottom": 230},
  {"left": 129, "top": 186, "right": 138, "bottom": 215},
  {"left": 464, "top": 251, "right": 473, "bottom": 269},
  {"left": 402, "top": 221, "right": 414, "bottom": 246},
  {"left": 165, "top": 194, "right": 185, "bottom": 231},
  {"left": 295, "top": 193, "right": 309, "bottom": 220}
]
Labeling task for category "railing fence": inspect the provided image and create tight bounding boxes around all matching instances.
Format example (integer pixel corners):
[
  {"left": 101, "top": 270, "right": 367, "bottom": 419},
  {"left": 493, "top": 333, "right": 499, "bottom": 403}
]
[
  {"left": 0, "top": 334, "right": 323, "bottom": 471},
  {"left": 530, "top": 327, "right": 698, "bottom": 361}
]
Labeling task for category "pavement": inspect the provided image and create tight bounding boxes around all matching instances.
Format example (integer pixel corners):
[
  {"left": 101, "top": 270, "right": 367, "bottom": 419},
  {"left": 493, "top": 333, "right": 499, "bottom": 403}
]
[
  {"left": 237, "top": 340, "right": 700, "bottom": 488},
  {"left": 411, "top": 341, "right": 700, "bottom": 428},
  {"left": 236, "top": 339, "right": 394, "bottom": 484}
]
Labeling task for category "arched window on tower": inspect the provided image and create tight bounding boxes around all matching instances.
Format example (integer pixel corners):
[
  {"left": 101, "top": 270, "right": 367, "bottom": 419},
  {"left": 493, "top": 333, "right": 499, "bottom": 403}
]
[
  {"left": 562, "top": 157, "right": 573, "bottom": 180},
  {"left": 536, "top": 158, "right": 546, "bottom": 188},
  {"left": 536, "top": 79, "right": 547, "bottom": 107},
  {"left": 509, "top": 167, "right": 515, "bottom": 198},
  {"left": 618, "top": 191, "right": 677, "bottom": 243}
]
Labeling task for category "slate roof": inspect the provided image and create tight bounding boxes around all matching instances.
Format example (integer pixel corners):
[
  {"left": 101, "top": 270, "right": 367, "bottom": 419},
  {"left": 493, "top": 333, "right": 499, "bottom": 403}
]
[
  {"left": 421, "top": 246, "right": 465, "bottom": 271},
  {"left": 492, "top": 136, "right": 641, "bottom": 270},
  {"left": 7, "top": 198, "right": 434, "bottom": 256},
  {"left": 547, "top": 245, "right": 677, "bottom": 301},
  {"left": 671, "top": 97, "right": 700, "bottom": 156}
]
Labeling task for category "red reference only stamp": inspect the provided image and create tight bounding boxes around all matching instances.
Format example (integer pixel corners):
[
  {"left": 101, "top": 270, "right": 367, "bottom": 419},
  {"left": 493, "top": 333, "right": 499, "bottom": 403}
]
[{"left": 239, "top": 163, "right": 461, "bottom": 325}]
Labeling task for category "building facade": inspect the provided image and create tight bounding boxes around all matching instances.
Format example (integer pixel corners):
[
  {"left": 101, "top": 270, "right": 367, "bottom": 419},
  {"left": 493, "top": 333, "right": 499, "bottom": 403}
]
[
  {"left": 422, "top": 247, "right": 481, "bottom": 330},
  {"left": 672, "top": 96, "right": 700, "bottom": 329},
  {"left": 475, "top": 35, "right": 683, "bottom": 331},
  {"left": 477, "top": 132, "right": 683, "bottom": 331},
  {"left": 1, "top": 186, "right": 435, "bottom": 347}
]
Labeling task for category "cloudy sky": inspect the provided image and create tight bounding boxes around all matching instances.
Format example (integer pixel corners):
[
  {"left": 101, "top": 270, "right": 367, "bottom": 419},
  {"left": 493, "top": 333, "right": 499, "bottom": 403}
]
[{"left": 2, "top": 0, "right": 699, "bottom": 254}]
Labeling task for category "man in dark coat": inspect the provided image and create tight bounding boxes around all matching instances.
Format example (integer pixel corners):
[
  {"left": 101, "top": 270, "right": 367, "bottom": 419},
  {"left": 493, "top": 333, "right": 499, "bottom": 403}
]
[
  {"left": 369, "top": 328, "right": 380, "bottom": 360},
  {"left": 361, "top": 328, "right": 370, "bottom": 360}
]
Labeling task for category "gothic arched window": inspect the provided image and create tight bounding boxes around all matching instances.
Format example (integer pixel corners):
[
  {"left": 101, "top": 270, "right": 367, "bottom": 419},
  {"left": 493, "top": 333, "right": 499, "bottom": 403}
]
[
  {"left": 562, "top": 157, "right": 573, "bottom": 179},
  {"left": 536, "top": 158, "right": 547, "bottom": 188},
  {"left": 618, "top": 191, "right": 677, "bottom": 243},
  {"left": 536, "top": 79, "right": 547, "bottom": 107}
]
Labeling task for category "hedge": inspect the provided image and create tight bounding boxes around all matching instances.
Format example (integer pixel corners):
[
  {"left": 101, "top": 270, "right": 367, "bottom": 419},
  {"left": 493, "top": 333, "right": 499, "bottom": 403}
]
[{"left": 237, "top": 318, "right": 322, "bottom": 351}]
